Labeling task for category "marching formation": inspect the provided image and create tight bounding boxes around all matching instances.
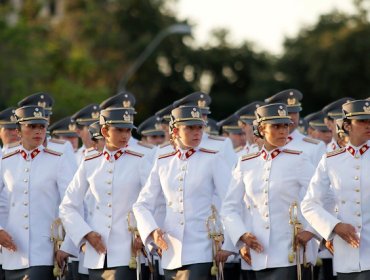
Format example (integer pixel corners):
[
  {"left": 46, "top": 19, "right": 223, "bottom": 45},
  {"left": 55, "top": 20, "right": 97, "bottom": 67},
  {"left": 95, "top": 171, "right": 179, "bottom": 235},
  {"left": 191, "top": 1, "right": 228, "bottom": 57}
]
[{"left": 0, "top": 89, "right": 369, "bottom": 280}]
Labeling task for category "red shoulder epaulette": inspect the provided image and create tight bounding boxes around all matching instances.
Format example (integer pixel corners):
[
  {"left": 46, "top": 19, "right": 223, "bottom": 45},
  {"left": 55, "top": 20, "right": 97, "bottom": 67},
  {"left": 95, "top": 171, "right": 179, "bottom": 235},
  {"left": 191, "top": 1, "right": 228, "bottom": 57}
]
[
  {"left": 158, "top": 151, "right": 177, "bottom": 160},
  {"left": 282, "top": 149, "right": 302, "bottom": 155},
  {"left": 199, "top": 148, "right": 218, "bottom": 154},
  {"left": 85, "top": 152, "right": 103, "bottom": 161},
  {"left": 44, "top": 148, "right": 62, "bottom": 156},
  {"left": 326, "top": 147, "right": 346, "bottom": 158},
  {"left": 2, "top": 149, "right": 20, "bottom": 160},
  {"left": 125, "top": 150, "right": 144, "bottom": 158},
  {"left": 241, "top": 152, "right": 260, "bottom": 161}
]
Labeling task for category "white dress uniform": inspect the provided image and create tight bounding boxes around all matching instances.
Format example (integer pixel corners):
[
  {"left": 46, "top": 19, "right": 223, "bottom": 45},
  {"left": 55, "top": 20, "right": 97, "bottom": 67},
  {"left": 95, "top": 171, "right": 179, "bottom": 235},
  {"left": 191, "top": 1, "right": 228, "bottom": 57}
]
[
  {"left": 59, "top": 146, "right": 149, "bottom": 269},
  {"left": 0, "top": 145, "right": 75, "bottom": 270},
  {"left": 301, "top": 142, "right": 370, "bottom": 274},
  {"left": 133, "top": 147, "right": 231, "bottom": 270},
  {"left": 327, "top": 138, "right": 341, "bottom": 152},
  {"left": 221, "top": 147, "right": 317, "bottom": 271},
  {"left": 235, "top": 143, "right": 260, "bottom": 159},
  {"left": 128, "top": 137, "right": 158, "bottom": 165},
  {"left": 285, "top": 129, "right": 326, "bottom": 166}
]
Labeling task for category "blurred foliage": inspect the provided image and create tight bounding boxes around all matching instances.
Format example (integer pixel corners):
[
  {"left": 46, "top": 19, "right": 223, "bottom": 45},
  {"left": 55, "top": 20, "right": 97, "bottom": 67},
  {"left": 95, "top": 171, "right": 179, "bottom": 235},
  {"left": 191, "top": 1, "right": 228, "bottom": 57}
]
[{"left": 0, "top": 0, "right": 369, "bottom": 124}]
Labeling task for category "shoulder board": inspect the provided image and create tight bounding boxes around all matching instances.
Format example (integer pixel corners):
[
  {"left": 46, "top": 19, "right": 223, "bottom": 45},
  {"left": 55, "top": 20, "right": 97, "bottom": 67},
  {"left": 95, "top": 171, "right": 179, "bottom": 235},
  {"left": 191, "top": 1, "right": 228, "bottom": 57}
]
[
  {"left": 326, "top": 147, "right": 346, "bottom": 158},
  {"left": 282, "top": 149, "right": 302, "bottom": 155},
  {"left": 158, "top": 151, "right": 177, "bottom": 160},
  {"left": 86, "top": 147, "right": 96, "bottom": 152},
  {"left": 84, "top": 152, "right": 103, "bottom": 161},
  {"left": 49, "top": 138, "right": 66, "bottom": 145},
  {"left": 2, "top": 149, "right": 20, "bottom": 160},
  {"left": 44, "top": 148, "right": 63, "bottom": 156},
  {"left": 234, "top": 146, "right": 243, "bottom": 153},
  {"left": 303, "top": 137, "right": 320, "bottom": 145},
  {"left": 125, "top": 149, "right": 144, "bottom": 158},
  {"left": 137, "top": 141, "right": 154, "bottom": 149},
  {"left": 160, "top": 141, "right": 171, "bottom": 148},
  {"left": 199, "top": 148, "right": 218, "bottom": 154},
  {"left": 241, "top": 152, "right": 260, "bottom": 162},
  {"left": 208, "top": 135, "right": 226, "bottom": 141},
  {"left": 8, "top": 141, "right": 21, "bottom": 148}
]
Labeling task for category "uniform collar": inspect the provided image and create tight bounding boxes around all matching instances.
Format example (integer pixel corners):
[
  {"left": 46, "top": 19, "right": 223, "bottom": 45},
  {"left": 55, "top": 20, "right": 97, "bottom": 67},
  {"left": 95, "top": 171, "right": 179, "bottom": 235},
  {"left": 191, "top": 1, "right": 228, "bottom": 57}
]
[
  {"left": 346, "top": 142, "right": 369, "bottom": 157},
  {"left": 20, "top": 145, "right": 43, "bottom": 161},
  {"left": 177, "top": 147, "right": 197, "bottom": 160},
  {"left": 103, "top": 147, "right": 125, "bottom": 161},
  {"left": 260, "top": 146, "right": 281, "bottom": 160}
]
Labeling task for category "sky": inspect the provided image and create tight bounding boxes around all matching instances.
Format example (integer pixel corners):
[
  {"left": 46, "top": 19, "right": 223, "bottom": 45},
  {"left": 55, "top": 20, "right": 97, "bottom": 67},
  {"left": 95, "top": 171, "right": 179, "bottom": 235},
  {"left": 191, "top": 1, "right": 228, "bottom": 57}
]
[{"left": 175, "top": 0, "right": 356, "bottom": 54}]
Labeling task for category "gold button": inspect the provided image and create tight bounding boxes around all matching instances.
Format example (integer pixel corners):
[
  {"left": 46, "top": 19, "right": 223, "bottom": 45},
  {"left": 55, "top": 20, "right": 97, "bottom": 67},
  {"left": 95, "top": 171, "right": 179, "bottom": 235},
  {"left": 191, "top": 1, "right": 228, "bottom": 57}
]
[
  {"left": 24, "top": 214, "right": 28, "bottom": 218},
  {"left": 357, "top": 212, "right": 361, "bottom": 217},
  {"left": 24, "top": 226, "right": 29, "bottom": 230},
  {"left": 263, "top": 189, "right": 268, "bottom": 193},
  {"left": 180, "top": 210, "right": 183, "bottom": 214},
  {"left": 355, "top": 165, "right": 360, "bottom": 170},
  {"left": 178, "top": 188, "right": 183, "bottom": 192},
  {"left": 264, "top": 178, "right": 268, "bottom": 182},
  {"left": 358, "top": 225, "right": 362, "bottom": 229},
  {"left": 23, "top": 179, "right": 28, "bottom": 183},
  {"left": 108, "top": 203, "right": 112, "bottom": 207},
  {"left": 23, "top": 202, "right": 28, "bottom": 206},
  {"left": 355, "top": 176, "right": 359, "bottom": 180},
  {"left": 107, "top": 191, "right": 112, "bottom": 195},
  {"left": 181, "top": 166, "right": 186, "bottom": 171},
  {"left": 106, "top": 180, "right": 112, "bottom": 185},
  {"left": 180, "top": 222, "right": 184, "bottom": 225},
  {"left": 355, "top": 188, "right": 360, "bottom": 192},
  {"left": 179, "top": 199, "right": 183, "bottom": 203},
  {"left": 108, "top": 214, "right": 112, "bottom": 218},
  {"left": 265, "top": 213, "right": 269, "bottom": 218},
  {"left": 108, "top": 225, "right": 111, "bottom": 229},
  {"left": 179, "top": 177, "right": 183, "bottom": 181},
  {"left": 341, "top": 200, "right": 345, "bottom": 204},
  {"left": 24, "top": 168, "right": 29, "bottom": 172},
  {"left": 264, "top": 201, "right": 268, "bottom": 206},
  {"left": 24, "top": 190, "right": 28, "bottom": 194},
  {"left": 266, "top": 167, "right": 270, "bottom": 171},
  {"left": 168, "top": 202, "right": 172, "bottom": 206},
  {"left": 108, "top": 169, "right": 113, "bottom": 173},
  {"left": 356, "top": 201, "right": 361, "bottom": 204},
  {"left": 355, "top": 155, "right": 360, "bottom": 159},
  {"left": 265, "top": 225, "right": 269, "bottom": 229}
]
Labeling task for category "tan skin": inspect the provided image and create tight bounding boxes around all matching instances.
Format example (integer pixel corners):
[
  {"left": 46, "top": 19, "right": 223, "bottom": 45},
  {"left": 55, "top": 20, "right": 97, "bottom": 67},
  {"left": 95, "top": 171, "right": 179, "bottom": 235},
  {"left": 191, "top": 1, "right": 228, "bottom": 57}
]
[
  {"left": 0, "top": 127, "right": 19, "bottom": 146},
  {"left": 239, "top": 122, "right": 255, "bottom": 146},
  {"left": 332, "top": 119, "right": 370, "bottom": 249},
  {"left": 240, "top": 122, "right": 315, "bottom": 259},
  {"left": 0, "top": 123, "right": 47, "bottom": 252},
  {"left": 151, "top": 124, "right": 232, "bottom": 263},
  {"left": 76, "top": 126, "right": 94, "bottom": 149},
  {"left": 83, "top": 126, "right": 143, "bottom": 255},
  {"left": 223, "top": 132, "right": 246, "bottom": 149}
]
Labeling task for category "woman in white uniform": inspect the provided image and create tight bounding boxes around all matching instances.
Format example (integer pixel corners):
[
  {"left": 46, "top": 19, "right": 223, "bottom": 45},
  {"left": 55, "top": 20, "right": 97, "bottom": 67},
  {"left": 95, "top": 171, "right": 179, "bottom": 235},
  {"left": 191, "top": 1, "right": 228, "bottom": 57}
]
[{"left": 133, "top": 105, "right": 232, "bottom": 280}]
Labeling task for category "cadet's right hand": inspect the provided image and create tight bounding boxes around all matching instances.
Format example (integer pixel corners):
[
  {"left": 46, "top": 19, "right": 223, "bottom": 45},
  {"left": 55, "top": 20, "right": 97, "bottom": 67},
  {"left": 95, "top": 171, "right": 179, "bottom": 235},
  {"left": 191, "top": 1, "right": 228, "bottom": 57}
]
[
  {"left": 333, "top": 223, "right": 360, "bottom": 248},
  {"left": 151, "top": 228, "right": 168, "bottom": 251},
  {"left": 85, "top": 231, "right": 106, "bottom": 254},
  {"left": 240, "top": 232, "right": 263, "bottom": 253},
  {"left": 0, "top": 230, "right": 17, "bottom": 252}
]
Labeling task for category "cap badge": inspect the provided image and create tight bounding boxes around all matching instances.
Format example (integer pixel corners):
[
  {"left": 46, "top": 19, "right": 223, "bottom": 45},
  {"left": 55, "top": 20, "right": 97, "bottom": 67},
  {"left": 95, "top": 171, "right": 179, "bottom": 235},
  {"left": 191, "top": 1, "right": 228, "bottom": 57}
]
[
  {"left": 123, "top": 112, "right": 131, "bottom": 122},
  {"left": 33, "top": 111, "right": 42, "bottom": 118},
  {"left": 287, "top": 97, "right": 296, "bottom": 105},
  {"left": 69, "top": 123, "right": 77, "bottom": 131},
  {"left": 123, "top": 100, "right": 131, "bottom": 108},
  {"left": 10, "top": 115, "right": 17, "bottom": 122},
  {"left": 198, "top": 100, "right": 206, "bottom": 108},
  {"left": 38, "top": 101, "right": 46, "bottom": 108},
  {"left": 278, "top": 106, "right": 287, "bottom": 116},
  {"left": 91, "top": 111, "right": 100, "bottom": 119},
  {"left": 191, "top": 109, "right": 200, "bottom": 118},
  {"left": 155, "top": 123, "right": 162, "bottom": 130},
  {"left": 363, "top": 102, "right": 370, "bottom": 113}
]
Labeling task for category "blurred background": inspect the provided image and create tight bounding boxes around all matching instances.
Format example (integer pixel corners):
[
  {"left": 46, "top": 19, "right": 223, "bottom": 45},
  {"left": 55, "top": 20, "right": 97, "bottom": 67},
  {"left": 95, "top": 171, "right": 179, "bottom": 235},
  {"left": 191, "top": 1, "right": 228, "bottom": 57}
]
[{"left": 0, "top": 0, "right": 369, "bottom": 123}]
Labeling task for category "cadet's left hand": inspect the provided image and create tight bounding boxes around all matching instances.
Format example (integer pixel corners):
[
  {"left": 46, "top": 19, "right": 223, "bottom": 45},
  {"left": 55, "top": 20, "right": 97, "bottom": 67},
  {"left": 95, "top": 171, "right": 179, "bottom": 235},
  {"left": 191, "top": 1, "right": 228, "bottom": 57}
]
[
  {"left": 55, "top": 250, "right": 70, "bottom": 269},
  {"left": 215, "top": 250, "right": 232, "bottom": 264},
  {"left": 133, "top": 236, "right": 144, "bottom": 251},
  {"left": 240, "top": 246, "right": 252, "bottom": 265},
  {"left": 296, "top": 230, "right": 315, "bottom": 246}
]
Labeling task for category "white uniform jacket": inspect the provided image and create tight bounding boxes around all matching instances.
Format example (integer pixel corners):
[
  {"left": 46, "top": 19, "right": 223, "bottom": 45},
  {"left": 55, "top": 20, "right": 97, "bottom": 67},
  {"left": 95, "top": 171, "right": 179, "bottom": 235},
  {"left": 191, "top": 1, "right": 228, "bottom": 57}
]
[
  {"left": 327, "top": 138, "right": 341, "bottom": 153},
  {"left": 59, "top": 147, "right": 149, "bottom": 269},
  {"left": 0, "top": 145, "right": 74, "bottom": 269},
  {"left": 301, "top": 142, "right": 370, "bottom": 273},
  {"left": 285, "top": 129, "right": 326, "bottom": 166},
  {"left": 201, "top": 133, "right": 237, "bottom": 168},
  {"left": 221, "top": 147, "right": 317, "bottom": 271},
  {"left": 133, "top": 147, "right": 231, "bottom": 270}
]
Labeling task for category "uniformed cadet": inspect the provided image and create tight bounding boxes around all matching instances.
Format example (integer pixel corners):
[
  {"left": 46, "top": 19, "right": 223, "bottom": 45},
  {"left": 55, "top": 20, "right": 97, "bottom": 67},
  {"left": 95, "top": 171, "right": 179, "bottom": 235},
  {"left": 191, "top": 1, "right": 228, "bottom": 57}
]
[
  {"left": 297, "top": 118, "right": 309, "bottom": 135},
  {"left": 0, "top": 107, "right": 20, "bottom": 152},
  {"left": 265, "top": 89, "right": 326, "bottom": 166},
  {"left": 155, "top": 104, "right": 175, "bottom": 143},
  {"left": 301, "top": 99, "right": 370, "bottom": 280},
  {"left": 59, "top": 107, "right": 150, "bottom": 280},
  {"left": 304, "top": 111, "right": 332, "bottom": 145},
  {"left": 234, "top": 101, "right": 265, "bottom": 157},
  {"left": 0, "top": 107, "right": 19, "bottom": 280},
  {"left": 218, "top": 114, "right": 246, "bottom": 152},
  {"left": 88, "top": 121, "right": 105, "bottom": 153},
  {"left": 173, "top": 91, "right": 237, "bottom": 168},
  {"left": 133, "top": 106, "right": 233, "bottom": 280},
  {"left": 0, "top": 105, "right": 75, "bottom": 280},
  {"left": 322, "top": 97, "right": 354, "bottom": 152},
  {"left": 49, "top": 116, "right": 80, "bottom": 152},
  {"left": 137, "top": 115, "right": 166, "bottom": 146},
  {"left": 205, "top": 118, "right": 220, "bottom": 136},
  {"left": 15, "top": 92, "right": 77, "bottom": 170},
  {"left": 100, "top": 92, "right": 158, "bottom": 164},
  {"left": 221, "top": 103, "right": 317, "bottom": 280},
  {"left": 71, "top": 104, "right": 101, "bottom": 164}
]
